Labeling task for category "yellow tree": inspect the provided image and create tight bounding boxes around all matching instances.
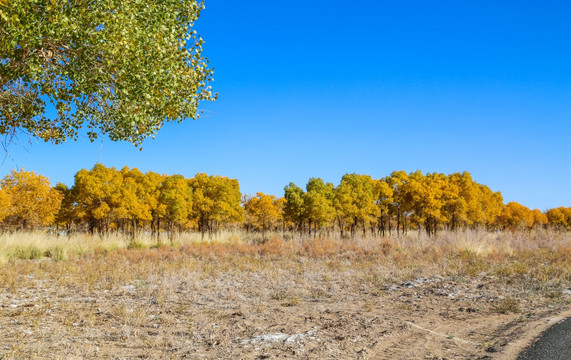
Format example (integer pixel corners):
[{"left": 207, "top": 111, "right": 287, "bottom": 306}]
[
  {"left": 116, "top": 167, "right": 154, "bottom": 236},
  {"left": 274, "top": 197, "right": 286, "bottom": 231},
  {"left": 334, "top": 173, "right": 378, "bottom": 237},
  {"left": 546, "top": 207, "right": 570, "bottom": 229},
  {"left": 403, "top": 171, "right": 447, "bottom": 236},
  {"left": 499, "top": 202, "right": 534, "bottom": 230},
  {"left": 386, "top": 170, "right": 409, "bottom": 236},
  {"left": 531, "top": 209, "right": 548, "bottom": 228},
  {"left": 373, "top": 178, "right": 393, "bottom": 236},
  {"left": 478, "top": 185, "right": 504, "bottom": 230},
  {"left": 422, "top": 173, "right": 448, "bottom": 236},
  {"left": 190, "top": 173, "right": 243, "bottom": 236},
  {"left": 563, "top": 208, "right": 571, "bottom": 229},
  {"left": 142, "top": 171, "right": 167, "bottom": 238},
  {"left": 443, "top": 172, "right": 483, "bottom": 230},
  {"left": 0, "top": 188, "right": 11, "bottom": 224},
  {"left": 1, "top": 169, "right": 63, "bottom": 230},
  {"left": 402, "top": 171, "right": 428, "bottom": 233},
  {"left": 159, "top": 175, "right": 193, "bottom": 236},
  {"left": 54, "top": 183, "right": 75, "bottom": 231},
  {"left": 72, "top": 164, "right": 123, "bottom": 233},
  {"left": 244, "top": 192, "right": 282, "bottom": 235},
  {"left": 461, "top": 175, "right": 485, "bottom": 227}
]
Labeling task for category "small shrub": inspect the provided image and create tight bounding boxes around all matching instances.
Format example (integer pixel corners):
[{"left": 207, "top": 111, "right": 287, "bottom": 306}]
[
  {"left": 302, "top": 236, "right": 337, "bottom": 257},
  {"left": 283, "top": 293, "right": 300, "bottom": 307},
  {"left": 127, "top": 239, "right": 146, "bottom": 250},
  {"left": 13, "top": 246, "right": 43, "bottom": 260},
  {"left": 493, "top": 297, "right": 521, "bottom": 314},
  {"left": 270, "top": 289, "right": 289, "bottom": 301},
  {"left": 379, "top": 238, "right": 394, "bottom": 255},
  {"left": 259, "top": 236, "right": 293, "bottom": 256},
  {"left": 45, "top": 246, "right": 68, "bottom": 261}
]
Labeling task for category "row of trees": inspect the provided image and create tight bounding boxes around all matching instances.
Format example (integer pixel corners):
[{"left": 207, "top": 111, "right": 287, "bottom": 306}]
[
  {"left": 0, "top": 165, "right": 242, "bottom": 237},
  {"left": 0, "top": 165, "right": 569, "bottom": 237},
  {"left": 283, "top": 172, "right": 506, "bottom": 236}
]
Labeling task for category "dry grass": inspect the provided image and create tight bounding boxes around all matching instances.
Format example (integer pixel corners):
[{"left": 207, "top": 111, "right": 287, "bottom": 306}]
[
  {"left": 0, "top": 229, "right": 569, "bottom": 288},
  {"left": 0, "top": 229, "right": 569, "bottom": 358}
]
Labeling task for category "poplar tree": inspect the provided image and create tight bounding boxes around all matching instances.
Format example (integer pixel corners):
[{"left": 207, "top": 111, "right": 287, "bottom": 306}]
[
  {"left": 1, "top": 168, "right": 62, "bottom": 229},
  {"left": 283, "top": 182, "right": 305, "bottom": 233},
  {"left": 334, "top": 174, "right": 378, "bottom": 237},
  {"left": 244, "top": 192, "right": 281, "bottom": 236},
  {"left": 0, "top": 0, "right": 214, "bottom": 146},
  {"left": 303, "top": 178, "right": 335, "bottom": 235}
]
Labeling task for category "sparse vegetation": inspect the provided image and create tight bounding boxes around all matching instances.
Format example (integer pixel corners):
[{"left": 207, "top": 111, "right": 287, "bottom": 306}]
[
  {"left": 0, "top": 229, "right": 568, "bottom": 358},
  {"left": 494, "top": 297, "right": 522, "bottom": 314}
]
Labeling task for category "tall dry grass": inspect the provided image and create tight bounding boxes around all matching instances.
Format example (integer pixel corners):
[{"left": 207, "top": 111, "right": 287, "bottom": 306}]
[
  {"left": 0, "top": 229, "right": 568, "bottom": 284},
  {"left": 0, "top": 230, "right": 258, "bottom": 262}
]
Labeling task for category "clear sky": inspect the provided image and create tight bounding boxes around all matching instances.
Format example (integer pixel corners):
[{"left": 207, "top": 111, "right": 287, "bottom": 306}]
[{"left": 1, "top": 1, "right": 570, "bottom": 210}]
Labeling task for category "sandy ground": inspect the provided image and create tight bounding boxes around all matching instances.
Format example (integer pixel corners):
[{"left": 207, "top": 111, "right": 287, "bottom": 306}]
[{"left": 0, "top": 253, "right": 569, "bottom": 359}]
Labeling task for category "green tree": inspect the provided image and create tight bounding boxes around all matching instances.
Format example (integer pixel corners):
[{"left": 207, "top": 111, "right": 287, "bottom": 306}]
[
  {"left": 0, "top": 0, "right": 214, "bottom": 146},
  {"left": 283, "top": 182, "right": 305, "bottom": 233},
  {"left": 303, "top": 178, "right": 335, "bottom": 235}
]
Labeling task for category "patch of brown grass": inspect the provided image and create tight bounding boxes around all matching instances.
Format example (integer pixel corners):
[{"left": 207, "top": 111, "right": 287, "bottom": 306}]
[{"left": 0, "top": 229, "right": 569, "bottom": 359}]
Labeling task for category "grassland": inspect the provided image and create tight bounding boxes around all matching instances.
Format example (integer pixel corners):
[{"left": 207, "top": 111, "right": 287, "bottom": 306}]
[{"left": 0, "top": 230, "right": 569, "bottom": 359}]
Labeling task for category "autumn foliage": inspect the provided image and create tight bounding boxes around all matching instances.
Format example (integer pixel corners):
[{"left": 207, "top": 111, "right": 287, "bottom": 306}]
[
  {"left": 0, "top": 166, "right": 569, "bottom": 236},
  {"left": 0, "top": 169, "right": 62, "bottom": 230}
]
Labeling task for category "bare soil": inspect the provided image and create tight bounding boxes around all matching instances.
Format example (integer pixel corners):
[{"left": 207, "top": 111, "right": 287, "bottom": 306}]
[{"left": 0, "top": 248, "right": 569, "bottom": 359}]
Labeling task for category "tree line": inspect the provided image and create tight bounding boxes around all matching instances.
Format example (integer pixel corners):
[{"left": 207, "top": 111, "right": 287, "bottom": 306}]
[{"left": 0, "top": 165, "right": 569, "bottom": 237}]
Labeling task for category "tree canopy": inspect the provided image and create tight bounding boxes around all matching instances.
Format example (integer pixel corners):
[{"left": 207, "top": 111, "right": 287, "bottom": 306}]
[
  {"left": 0, "top": 0, "right": 215, "bottom": 146},
  {"left": 244, "top": 192, "right": 282, "bottom": 233},
  {"left": 0, "top": 166, "right": 568, "bottom": 236},
  {"left": 1, "top": 168, "right": 62, "bottom": 229}
]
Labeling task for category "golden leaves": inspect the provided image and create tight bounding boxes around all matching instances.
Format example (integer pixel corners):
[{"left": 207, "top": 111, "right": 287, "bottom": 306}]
[
  {"left": 0, "top": 169, "right": 63, "bottom": 229},
  {"left": 0, "top": 166, "right": 567, "bottom": 235},
  {"left": 244, "top": 192, "right": 283, "bottom": 231}
]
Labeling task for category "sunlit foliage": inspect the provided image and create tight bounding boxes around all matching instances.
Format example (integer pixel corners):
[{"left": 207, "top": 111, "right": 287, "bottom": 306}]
[
  {"left": 304, "top": 178, "right": 335, "bottom": 235},
  {"left": 190, "top": 173, "right": 244, "bottom": 235},
  {"left": 0, "top": 168, "right": 62, "bottom": 229},
  {"left": 0, "top": 167, "right": 568, "bottom": 236},
  {"left": 159, "top": 174, "right": 192, "bottom": 234},
  {"left": 0, "top": 0, "right": 214, "bottom": 146},
  {"left": 334, "top": 174, "right": 378, "bottom": 237},
  {"left": 283, "top": 182, "right": 305, "bottom": 232},
  {"left": 244, "top": 192, "right": 282, "bottom": 233}
]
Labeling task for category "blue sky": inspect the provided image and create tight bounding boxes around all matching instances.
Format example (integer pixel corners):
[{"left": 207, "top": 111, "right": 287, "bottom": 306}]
[{"left": 1, "top": 1, "right": 570, "bottom": 210}]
